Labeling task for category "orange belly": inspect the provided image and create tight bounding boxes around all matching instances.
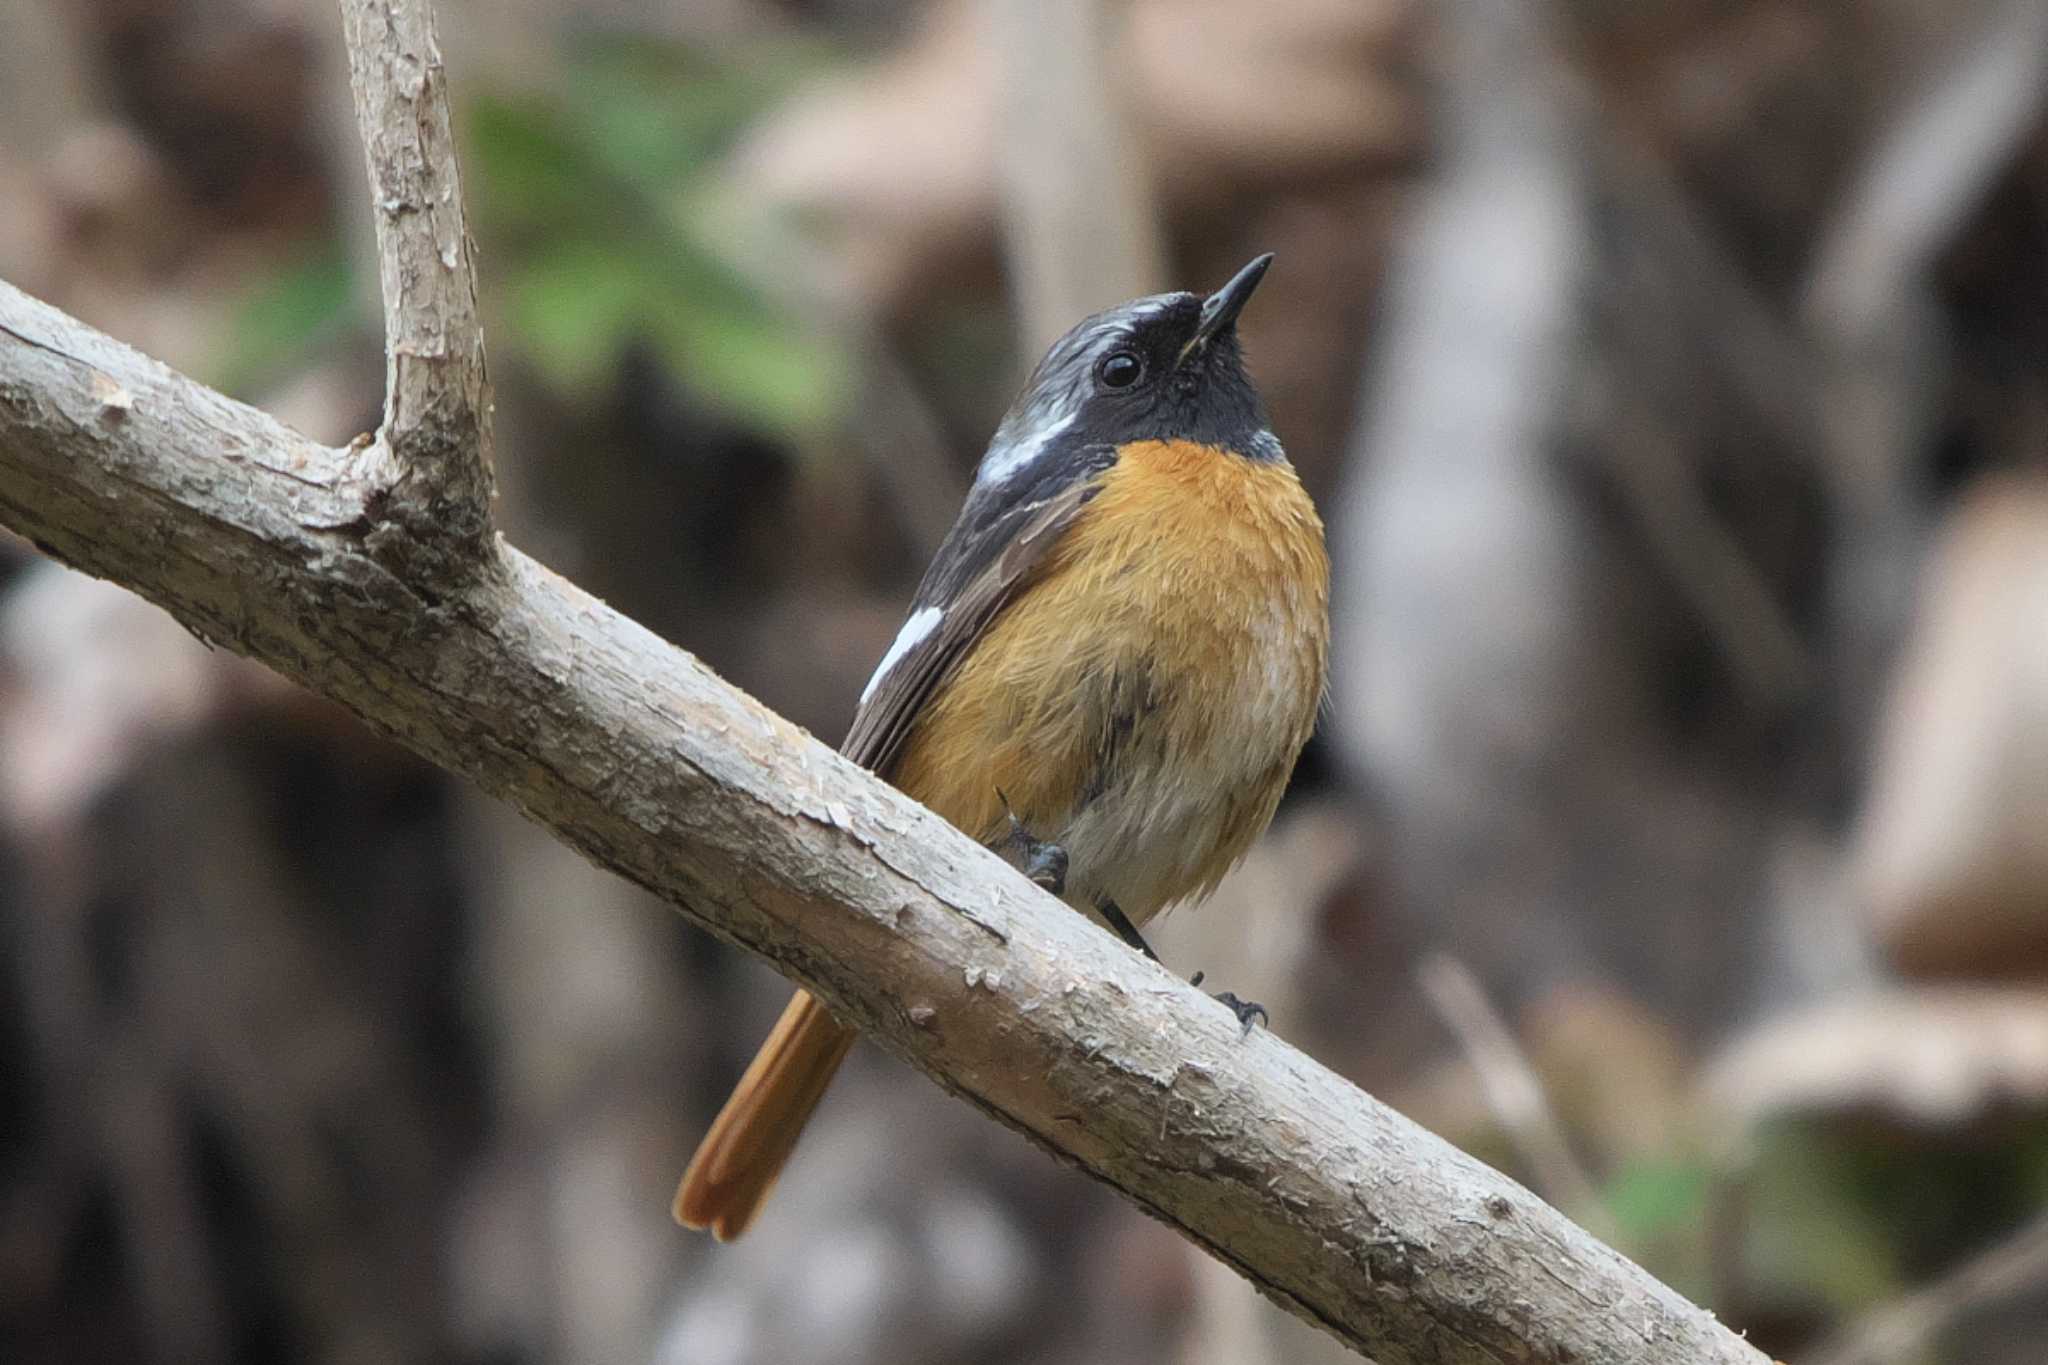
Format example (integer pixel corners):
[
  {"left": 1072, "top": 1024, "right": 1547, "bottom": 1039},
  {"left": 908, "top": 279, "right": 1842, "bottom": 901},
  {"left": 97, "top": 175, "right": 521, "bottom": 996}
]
[{"left": 888, "top": 439, "right": 1329, "bottom": 924}]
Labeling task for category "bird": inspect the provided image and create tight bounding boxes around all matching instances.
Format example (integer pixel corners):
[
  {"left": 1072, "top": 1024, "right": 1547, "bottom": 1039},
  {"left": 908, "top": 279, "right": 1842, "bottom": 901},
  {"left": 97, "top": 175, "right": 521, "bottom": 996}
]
[{"left": 673, "top": 253, "right": 1330, "bottom": 1241}]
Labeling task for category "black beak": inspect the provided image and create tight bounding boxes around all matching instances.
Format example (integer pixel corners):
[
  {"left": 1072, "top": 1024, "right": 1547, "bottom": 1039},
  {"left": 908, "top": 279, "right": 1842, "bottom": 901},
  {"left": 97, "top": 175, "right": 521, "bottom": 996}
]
[{"left": 1182, "top": 252, "right": 1273, "bottom": 362}]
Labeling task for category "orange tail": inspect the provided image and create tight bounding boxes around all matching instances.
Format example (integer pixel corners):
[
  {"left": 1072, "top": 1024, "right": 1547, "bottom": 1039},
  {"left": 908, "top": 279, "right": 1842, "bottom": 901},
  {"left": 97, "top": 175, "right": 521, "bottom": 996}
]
[{"left": 673, "top": 990, "right": 857, "bottom": 1240}]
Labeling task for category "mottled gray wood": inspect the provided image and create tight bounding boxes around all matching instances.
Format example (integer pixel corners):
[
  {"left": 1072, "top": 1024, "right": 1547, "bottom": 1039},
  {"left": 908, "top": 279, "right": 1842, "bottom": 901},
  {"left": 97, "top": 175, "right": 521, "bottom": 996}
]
[
  {"left": 0, "top": 272, "right": 1772, "bottom": 1365},
  {"left": 0, "top": 3, "right": 1776, "bottom": 1357},
  {"left": 340, "top": 0, "right": 493, "bottom": 550}
]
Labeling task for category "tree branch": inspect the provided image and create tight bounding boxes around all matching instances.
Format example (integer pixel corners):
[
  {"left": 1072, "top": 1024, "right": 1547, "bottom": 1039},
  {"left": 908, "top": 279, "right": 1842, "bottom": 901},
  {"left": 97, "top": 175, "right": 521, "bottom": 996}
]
[
  {"left": 0, "top": 4, "right": 1774, "bottom": 1361},
  {"left": 340, "top": 0, "right": 493, "bottom": 542},
  {"left": 984, "top": 0, "right": 1166, "bottom": 352}
]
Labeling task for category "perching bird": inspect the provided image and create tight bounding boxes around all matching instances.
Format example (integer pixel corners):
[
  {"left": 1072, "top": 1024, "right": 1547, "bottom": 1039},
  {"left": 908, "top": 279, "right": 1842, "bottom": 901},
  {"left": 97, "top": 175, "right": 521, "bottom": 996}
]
[{"left": 674, "top": 254, "right": 1330, "bottom": 1240}]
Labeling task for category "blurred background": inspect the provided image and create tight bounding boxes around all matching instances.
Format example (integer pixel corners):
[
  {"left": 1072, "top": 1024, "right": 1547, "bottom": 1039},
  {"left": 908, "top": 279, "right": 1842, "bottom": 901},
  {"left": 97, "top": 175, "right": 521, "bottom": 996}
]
[{"left": 3, "top": 0, "right": 2047, "bottom": 1361}]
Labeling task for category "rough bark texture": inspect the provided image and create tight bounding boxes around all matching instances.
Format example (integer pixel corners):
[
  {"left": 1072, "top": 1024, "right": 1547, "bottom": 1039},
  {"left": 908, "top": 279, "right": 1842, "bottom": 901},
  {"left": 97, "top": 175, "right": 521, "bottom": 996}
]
[
  {"left": 339, "top": 0, "right": 494, "bottom": 549},
  {"left": 0, "top": 264, "right": 1768, "bottom": 1365},
  {"left": 0, "top": 3, "right": 1776, "bottom": 1361}
]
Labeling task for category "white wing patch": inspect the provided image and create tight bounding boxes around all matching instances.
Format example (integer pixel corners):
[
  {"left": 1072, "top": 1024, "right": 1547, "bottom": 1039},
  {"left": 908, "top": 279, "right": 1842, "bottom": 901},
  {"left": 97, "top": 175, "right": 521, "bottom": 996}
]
[
  {"left": 860, "top": 604, "right": 944, "bottom": 704},
  {"left": 974, "top": 406, "right": 1076, "bottom": 491}
]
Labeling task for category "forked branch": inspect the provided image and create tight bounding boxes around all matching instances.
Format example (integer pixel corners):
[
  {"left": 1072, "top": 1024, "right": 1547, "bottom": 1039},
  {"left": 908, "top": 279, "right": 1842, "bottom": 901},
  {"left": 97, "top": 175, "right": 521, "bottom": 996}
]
[{"left": 0, "top": 4, "right": 1774, "bottom": 1362}]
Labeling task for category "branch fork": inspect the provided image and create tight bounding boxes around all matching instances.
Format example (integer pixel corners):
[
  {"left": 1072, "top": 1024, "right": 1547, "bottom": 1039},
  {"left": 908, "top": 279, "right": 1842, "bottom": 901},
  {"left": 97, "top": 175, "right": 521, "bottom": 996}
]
[{"left": 0, "top": 4, "right": 1777, "bottom": 1362}]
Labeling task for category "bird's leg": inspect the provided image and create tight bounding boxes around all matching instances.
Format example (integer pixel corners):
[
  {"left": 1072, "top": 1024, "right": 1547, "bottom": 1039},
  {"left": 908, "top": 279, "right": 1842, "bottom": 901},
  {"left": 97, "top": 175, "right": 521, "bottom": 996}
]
[
  {"left": 992, "top": 790, "right": 1261, "bottom": 1038},
  {"left": 1094, "top": 899, "right": 1160, "bottom": 962},
  {"left": 1095, "top": 896, "right": 1263, "bottom": 1038},
  {"left": 995, "top": 789, "right": 1068, "bottom": 896},
  {"left": 1188, "top": 971, "right": 1268, "bottom": 1038}
]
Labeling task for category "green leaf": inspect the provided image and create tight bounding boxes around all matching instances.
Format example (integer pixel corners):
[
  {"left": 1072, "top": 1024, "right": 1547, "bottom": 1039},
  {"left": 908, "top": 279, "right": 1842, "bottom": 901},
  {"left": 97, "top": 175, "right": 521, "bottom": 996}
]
[
  {"left": 465, "top": 94, "right": 607, "bottom": 237},
  {"left": 1605, "top": 1158, "right": 1710, "bottom": 1241},
  {"left": 509, "top": 241, "right": 652, "bottom": 393},
  {"left": 1741, "top": 1125, "right": 1905, "bottom": 1313},
  {"left": 213, "top": 243, "right": 353, "bottom": 397},
  {"left": 561, "top": 34, "right": 833, "bottom": 188},
  {"left": 651, "top": 291, "right": 846, "bottom": 438},
  {"left": 463, "top": 33, "right": 852, "bottom": 438}
]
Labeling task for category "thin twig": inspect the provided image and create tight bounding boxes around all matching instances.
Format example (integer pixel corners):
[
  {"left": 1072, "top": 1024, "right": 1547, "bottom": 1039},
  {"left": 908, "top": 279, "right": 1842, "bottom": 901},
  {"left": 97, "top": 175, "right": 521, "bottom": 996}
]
[
  {"left": 1804, "top": 1206, "right": 2048, "bottom": 1365},
  {"left": 0, "top": 268, "right": 1774, "bottom": 1365},
  {"left": 1801, "top": 0, "right": 2048, "bottom": 349},
  {"left": 1592, "top": 390, "right": 1814, "bottom": 709},
  {"left": 1798, "top": 0, "right": 2048, "bottom": 515},
  {"left": 697, "top": 202, "right": 965, "bottom": 558},
  {"left": 339, "top": 0, "right": 493, "bottom": 528},
  {"left": 1798, "top": 0, "right": 2048, "bottom": 718},
  {"left": 1417, "top": 953, "right": 1617, "bottom": 1240},
  {"left": 0, "top": 0, "right": 1779, "bottom": 1355}
]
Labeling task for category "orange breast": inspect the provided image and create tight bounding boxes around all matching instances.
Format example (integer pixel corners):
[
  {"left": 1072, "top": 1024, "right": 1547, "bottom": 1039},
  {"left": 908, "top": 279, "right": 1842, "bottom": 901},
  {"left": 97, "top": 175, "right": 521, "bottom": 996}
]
[{"left": 888, "top": 439, "right": 1330, "bottom": 923}]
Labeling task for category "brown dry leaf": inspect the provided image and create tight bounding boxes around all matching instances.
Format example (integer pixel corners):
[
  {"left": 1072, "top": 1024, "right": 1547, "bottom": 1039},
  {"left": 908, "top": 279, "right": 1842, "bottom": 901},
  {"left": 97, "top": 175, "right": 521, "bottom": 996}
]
[
  {"left": 1852, "top": 474, "right": 2048, "bottom": 980},
  {"left": 1525, "top": 983, "right": 1692, "bottom": 1166},
  {"left": 1699, "top": 986, "right": 2048, "bottom": 1138},
  {"left": 729, "top": 0, "right": 1423, "bottom": 316},
  {"left": 1129, "top": 0, "right": 1422, "bottom": 199}
]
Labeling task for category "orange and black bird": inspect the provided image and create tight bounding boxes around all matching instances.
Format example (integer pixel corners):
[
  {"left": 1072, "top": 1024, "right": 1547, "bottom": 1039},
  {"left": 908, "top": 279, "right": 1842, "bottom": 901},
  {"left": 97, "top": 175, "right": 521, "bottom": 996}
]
[{"left": 674, "top": 254, "right": 1330, "bottom": 1240}]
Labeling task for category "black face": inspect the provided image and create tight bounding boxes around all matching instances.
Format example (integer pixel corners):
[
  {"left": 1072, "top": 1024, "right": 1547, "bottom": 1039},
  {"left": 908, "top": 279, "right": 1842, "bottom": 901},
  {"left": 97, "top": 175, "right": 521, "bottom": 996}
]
[
  {"left": 970, "top": 256, "right": 1282, "bottom": 500},
  {"left": 902, "top": 258, "right": 1284, "bottom": 616}
]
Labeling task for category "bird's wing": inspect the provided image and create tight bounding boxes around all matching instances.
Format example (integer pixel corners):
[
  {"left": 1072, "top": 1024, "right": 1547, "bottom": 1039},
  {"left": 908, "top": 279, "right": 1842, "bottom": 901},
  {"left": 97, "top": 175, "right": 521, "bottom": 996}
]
[{"left": 842, "top": 450, "right": 1115, "bottom": 773}]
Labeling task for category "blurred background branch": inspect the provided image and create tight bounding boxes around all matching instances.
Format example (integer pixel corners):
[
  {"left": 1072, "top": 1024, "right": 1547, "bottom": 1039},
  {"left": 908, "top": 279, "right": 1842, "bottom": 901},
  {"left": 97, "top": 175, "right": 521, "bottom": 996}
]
[
  {"left": 0, "top": 265, "right": 1770, "bottom": 1365},
  {"left": 983, "top": 0, "right": 1166, "bottom": 351},
  {"left": 1805, "top": 1206, "right": 2048, "bottom": 1365},
  {"left": 4, "top": 0, "right": 2048, "bottom": 1361},
  {"left": 0, "top": 2, "right": 1777, "bottom": 1357},
  {"left": 1418, "top": 952, "right": 1617, "bottom": 1240}
]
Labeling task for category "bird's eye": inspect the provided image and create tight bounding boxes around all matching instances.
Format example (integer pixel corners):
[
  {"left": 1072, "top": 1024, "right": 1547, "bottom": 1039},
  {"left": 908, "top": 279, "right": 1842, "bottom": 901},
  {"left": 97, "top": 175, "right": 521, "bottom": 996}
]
[{"left": 1096, "top": 350, "right": 1143, "bottom": 390}]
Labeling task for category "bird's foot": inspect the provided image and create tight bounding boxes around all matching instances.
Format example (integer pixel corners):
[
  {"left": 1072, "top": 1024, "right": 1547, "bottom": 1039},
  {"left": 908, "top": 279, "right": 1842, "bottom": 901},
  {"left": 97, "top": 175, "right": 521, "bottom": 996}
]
[
  {"left": 995, "top": 789, "right": 1068, "bottom": 896},
  {"left": 1189, "top": 972, "right": 1268, "bottom": 1038}
]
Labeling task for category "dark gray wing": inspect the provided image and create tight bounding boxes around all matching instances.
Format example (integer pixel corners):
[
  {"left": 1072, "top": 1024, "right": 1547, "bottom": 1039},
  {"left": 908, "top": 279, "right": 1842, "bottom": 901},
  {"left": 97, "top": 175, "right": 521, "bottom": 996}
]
[{"left": 842, "top": 450, "right": 1115, "bottom": 773}]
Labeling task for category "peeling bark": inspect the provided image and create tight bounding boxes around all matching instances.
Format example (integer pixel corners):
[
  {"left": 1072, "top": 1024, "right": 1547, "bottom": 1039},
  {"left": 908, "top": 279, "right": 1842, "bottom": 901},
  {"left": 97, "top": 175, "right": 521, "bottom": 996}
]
[{"left": 0, "top": 3, "right": 1777, "bottom": 1361}]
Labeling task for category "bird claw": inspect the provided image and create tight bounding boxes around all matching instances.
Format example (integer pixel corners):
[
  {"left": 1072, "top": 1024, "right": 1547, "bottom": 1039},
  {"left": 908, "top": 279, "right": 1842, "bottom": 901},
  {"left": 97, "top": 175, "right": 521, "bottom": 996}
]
[
  {"left": 1215, "top": 992, "right": 1268, "bottom": 1038},
  {"left": 995, "top": 788, "right": 1068, "bottom": 896},
  {"left": 1189, "top": 973, "right": 1267, "bottom": 1038},
  {"left": 1023, "top": 841, "right": 1068, "bottom": 896}
]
